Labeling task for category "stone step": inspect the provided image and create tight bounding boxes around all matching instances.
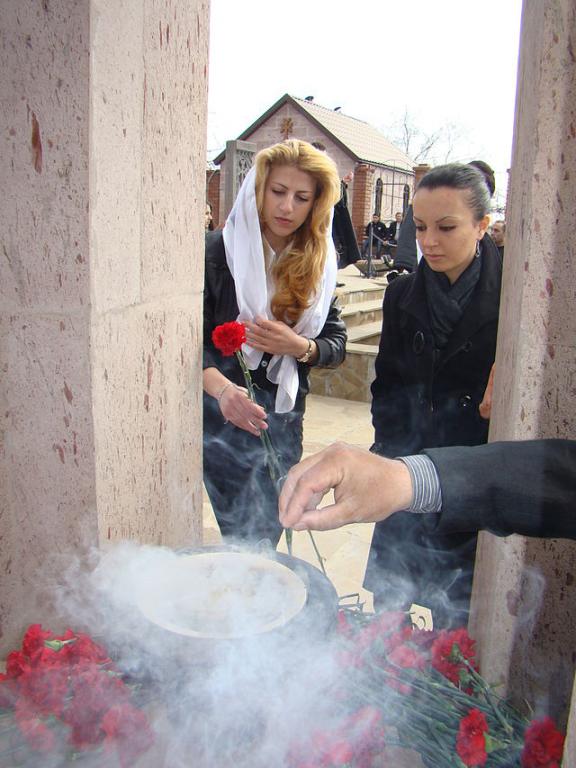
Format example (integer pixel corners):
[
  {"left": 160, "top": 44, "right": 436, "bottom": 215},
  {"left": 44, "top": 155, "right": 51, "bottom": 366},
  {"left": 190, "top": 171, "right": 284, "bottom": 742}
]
[
  {"left": 336, "top": 283, "right": 385, "bottom": 307},
  {"left": 346, "top": 321, "right": 382, "bottom": 346},
  {"left": 310, "top": 343, "right": 378, "bottom": 403},
  {"left": 341, "top": 298, "right": 383, "bottom": 329}
]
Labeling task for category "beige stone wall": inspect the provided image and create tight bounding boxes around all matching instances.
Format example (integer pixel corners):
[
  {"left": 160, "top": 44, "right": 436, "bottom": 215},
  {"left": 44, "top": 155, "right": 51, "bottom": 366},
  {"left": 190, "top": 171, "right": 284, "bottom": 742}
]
[
  {"left": 0, "top": 0, "right": 209, "bottom": 650},
  {"left": 469, "top": 0, "right": 576, "bottom": 731}
]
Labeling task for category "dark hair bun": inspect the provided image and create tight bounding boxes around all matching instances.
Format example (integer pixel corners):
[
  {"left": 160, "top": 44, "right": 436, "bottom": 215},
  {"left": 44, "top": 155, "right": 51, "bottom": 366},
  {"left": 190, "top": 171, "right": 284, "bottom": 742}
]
[{"left": 468, "top": 160, "right": 496, "bottom": 197}]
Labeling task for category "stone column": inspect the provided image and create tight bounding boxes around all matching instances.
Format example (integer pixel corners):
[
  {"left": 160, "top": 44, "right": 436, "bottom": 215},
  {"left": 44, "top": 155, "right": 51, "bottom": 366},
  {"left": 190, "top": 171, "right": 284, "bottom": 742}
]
[
  {"left": 222, "top": 139, "right": 256, "bottom": 220},
  {"left": 206, "top": 168, "right": 221, "bottom": 227},
  {"left": 351, "top": 164, "right": 374, "bottom": 243},
  {"left": 412, "top": 163, "right": 431, "bottom": 192},
  {"left": 0, "top": 0, "right": 209, "bottom": 651},
  {"left": 469, "top": 0, "right": 576, "bottom": 730}
]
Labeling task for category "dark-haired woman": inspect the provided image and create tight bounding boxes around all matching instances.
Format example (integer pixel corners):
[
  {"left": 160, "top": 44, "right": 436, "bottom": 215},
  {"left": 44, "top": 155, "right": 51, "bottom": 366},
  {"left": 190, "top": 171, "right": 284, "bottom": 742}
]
[{"left": 365, "top": 163, "right": 502, "bottom": 627}]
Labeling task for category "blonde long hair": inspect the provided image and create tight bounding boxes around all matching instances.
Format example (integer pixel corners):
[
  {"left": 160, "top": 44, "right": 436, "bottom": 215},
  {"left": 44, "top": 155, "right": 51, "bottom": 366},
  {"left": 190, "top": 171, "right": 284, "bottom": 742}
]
[{"left": 254, "top": 140, "right": 340, "bottom": 324}]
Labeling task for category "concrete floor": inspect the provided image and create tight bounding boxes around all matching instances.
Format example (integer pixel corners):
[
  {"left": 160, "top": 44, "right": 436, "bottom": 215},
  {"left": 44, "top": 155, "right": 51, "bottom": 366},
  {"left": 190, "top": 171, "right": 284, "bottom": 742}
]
[{"left": 202, "top": 393, "right": 376, "bottom": 611}]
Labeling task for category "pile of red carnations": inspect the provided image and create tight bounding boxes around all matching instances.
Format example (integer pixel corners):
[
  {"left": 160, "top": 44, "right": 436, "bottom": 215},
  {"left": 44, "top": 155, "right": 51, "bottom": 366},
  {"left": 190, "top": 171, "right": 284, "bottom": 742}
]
[
  {"left": 288, "top": 610, "right": 565, "bottom": 768},
  {"left": 0, "top": 624, "right": 153, "bottom": 766}
]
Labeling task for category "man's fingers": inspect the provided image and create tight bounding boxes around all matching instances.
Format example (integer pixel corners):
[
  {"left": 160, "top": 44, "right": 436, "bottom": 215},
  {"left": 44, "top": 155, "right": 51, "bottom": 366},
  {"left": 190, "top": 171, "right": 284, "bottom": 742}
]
[
  {"left": 292, "top": 502, "right": 353, "bottom": 532},
  {"left": 279, "top": 453, "right": 340, "bottom": 528}
]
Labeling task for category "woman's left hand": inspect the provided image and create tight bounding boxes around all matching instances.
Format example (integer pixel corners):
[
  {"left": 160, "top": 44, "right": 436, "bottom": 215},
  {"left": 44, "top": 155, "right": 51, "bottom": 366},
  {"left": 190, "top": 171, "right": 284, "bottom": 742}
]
[{"left": 244, "top": 316, "right": 309, "bottom": 358}]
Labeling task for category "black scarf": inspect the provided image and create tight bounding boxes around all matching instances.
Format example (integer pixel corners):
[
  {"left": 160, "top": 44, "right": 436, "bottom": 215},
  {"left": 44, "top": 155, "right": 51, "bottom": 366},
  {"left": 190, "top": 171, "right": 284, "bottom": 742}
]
[{"left": 423, "top": 252, "right": 482, "bottom": 349}]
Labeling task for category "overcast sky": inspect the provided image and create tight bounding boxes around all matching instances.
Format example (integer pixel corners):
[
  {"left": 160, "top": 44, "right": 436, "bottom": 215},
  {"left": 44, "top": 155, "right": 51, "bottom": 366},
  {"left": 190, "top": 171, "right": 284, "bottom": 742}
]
[{"left": 207, "top": 0, "right": 524, "bottom": 207}]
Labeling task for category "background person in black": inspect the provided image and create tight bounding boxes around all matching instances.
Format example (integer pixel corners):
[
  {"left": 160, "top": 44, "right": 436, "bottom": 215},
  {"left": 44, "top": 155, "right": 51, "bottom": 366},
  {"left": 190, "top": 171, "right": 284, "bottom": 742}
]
[
  {"left": 362, "top": 214, "right": 388, "bottom": 258},
  {"left": 310, "top": 143, "right": 361, "bottom": 272},
  {"left": 387, "top": 211, "right": 403, "bottom": 243},
  {"left": 365, "top": 163, "right": 503, "bottom": 627},
  {"left": 205, "top": 201, "right": 215, "bottom": 231},
  {"left": 332, "top": 171, "right": 361, "bottom": 269},
  {"left": 491, "top": 220, "right": 506, "bottom": 258}
]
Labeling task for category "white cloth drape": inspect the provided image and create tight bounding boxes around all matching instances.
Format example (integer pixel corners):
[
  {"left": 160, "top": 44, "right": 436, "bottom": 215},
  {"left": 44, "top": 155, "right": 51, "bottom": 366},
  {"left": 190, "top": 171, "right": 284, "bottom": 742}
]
[{"left": 222, "top": 166, "right": 337, "bottom": 413}]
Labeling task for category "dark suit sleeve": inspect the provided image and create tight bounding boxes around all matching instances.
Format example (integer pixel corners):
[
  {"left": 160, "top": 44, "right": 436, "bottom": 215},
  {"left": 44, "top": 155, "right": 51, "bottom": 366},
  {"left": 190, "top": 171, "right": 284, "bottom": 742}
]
[
  {"left": 423, "top": 440, "right": 576, "bottom": 540},
  {"left": 393, "top": 205, "right": 418, "bottom": 273}
]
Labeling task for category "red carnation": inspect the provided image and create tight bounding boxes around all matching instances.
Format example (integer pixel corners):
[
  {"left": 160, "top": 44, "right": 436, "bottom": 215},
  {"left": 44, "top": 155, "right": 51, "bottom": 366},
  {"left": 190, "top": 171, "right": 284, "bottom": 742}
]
[
  {"left": 19, "top": 665, "right": 69, "bottom": 717},
  {"left": 323, "top": 738, "right": 354, "bottom": 764},
  {"left": 102, "top": 703, "right": 155, "bottom": 767},
  {"left": 456, "top": 708, "right": 488, "bottom": 766},
  {"left": 64, "top": 633, "right": 112, "bottom": 666},
  {"left": 212, "top": 321, "right": 246, "bottom": 356},
  {"left": 388, "top": 642, "right": 427, "bottom": 671},
  {"left": 6, "top": 650, "right": 30, "bottom": 679},
  {"left": 22, "top": 624, "right": 53, "bottom": 660},
  {"left": 521, "top": 717, "right": 565, "bottom": 768},
  {"left": 347, "top": 706, "right": 386, "bottom": 752},
  {"left": 0, "top": 674, "right": 17, "bottom": 708},
  {"left": 14, "top": 700, "right": 57, "bottom": 752},
  {"left": 431, "top": 628, "right": 478, "bottom": 686},
  {"left": 336, "top": 610, "right": 354, "bottom": 638}
]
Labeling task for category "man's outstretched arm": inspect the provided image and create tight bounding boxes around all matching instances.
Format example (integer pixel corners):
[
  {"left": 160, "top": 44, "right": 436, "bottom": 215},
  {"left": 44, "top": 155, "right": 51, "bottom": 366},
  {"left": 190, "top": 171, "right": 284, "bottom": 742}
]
[{"left": 279, "top": 440, "right": 576, "bottom": 541}]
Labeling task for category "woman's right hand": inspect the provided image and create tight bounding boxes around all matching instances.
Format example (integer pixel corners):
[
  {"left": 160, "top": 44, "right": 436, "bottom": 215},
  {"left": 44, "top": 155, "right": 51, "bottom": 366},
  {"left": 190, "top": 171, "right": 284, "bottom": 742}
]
[{"left": 219, "top": 384, "right": 268, "bottom": 437}]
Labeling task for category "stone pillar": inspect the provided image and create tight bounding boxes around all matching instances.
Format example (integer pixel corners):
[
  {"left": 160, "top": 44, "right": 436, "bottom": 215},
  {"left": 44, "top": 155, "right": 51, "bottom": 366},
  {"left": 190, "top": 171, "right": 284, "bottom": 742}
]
[
  {"left": 412, "top": 163, "right": 431, "bottom": 192},
  {"left": 0, "top": 0, "right": 209, "bottom": 651},
  {"left": 351, "top": 164, "right": 374, "bottom": 243},
  {"left": 469, "top": 0, "right": 576, "bottom": 731},
  {"left": 222, "top": 139, "right": 256, "bottom": 220},
  {"left": 206, "top": 167, "right": 221, "bottom": 228}
]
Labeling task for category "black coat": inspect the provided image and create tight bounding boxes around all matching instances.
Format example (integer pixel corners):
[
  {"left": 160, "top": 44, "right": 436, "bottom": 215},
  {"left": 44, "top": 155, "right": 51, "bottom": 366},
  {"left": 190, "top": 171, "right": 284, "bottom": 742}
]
[
  {"left": 365, "top": 237, "right": 503, "bottom": 625},
  {"left": 425, "top": 440, "right": 576, "bottom": 541},
  {"left": 332, "top": 182, "right": 361, "bottom": 268},
  {"left": 203, "top": 230, "right": 347, "bottom": 543},
  {"left": 392, "top": 205, "right": 418, "bottom": 272},
  {"left": 371, "top": 237, "right": 502, "bottom": 456}
]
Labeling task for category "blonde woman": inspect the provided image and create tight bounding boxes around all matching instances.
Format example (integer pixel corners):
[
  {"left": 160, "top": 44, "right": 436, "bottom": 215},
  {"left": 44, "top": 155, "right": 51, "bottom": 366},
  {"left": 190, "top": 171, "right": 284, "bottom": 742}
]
[{"left": 203, "top": 140, "right": 346, "bottom": 544}]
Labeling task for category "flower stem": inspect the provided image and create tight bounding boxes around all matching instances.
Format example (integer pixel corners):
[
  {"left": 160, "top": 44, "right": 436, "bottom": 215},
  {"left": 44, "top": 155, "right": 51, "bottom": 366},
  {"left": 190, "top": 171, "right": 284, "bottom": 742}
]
[
  {"left": 285, "top": 527, "right": 293, "bottom": 555},
  {"left": 234, "top": 351, "right": 329, "bottom": 570},
  {"left": 235, "top": 351, "right": 288, "bottom": 550},
  {"left": 307, "top": 530, "right": 327, "bottom": 576}
]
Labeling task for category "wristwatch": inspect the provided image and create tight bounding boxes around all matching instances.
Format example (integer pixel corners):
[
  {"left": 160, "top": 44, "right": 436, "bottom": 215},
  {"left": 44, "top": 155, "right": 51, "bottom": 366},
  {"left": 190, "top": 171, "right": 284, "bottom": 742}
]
[{"left": 296, "top": 338, "right": 313, "bottom": 364}]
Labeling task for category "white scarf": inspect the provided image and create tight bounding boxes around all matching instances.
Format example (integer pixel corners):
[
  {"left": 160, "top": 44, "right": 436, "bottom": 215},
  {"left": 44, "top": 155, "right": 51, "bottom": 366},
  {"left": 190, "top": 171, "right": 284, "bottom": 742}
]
[{"left": 222, "top": 166, "right": 337, "bottom": 413}]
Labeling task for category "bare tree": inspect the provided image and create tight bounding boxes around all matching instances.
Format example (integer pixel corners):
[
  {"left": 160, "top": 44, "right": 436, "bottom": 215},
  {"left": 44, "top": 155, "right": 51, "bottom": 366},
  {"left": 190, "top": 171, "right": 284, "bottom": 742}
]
[{"left": 386, "top": 110, "right": 469, "bottom": 166}]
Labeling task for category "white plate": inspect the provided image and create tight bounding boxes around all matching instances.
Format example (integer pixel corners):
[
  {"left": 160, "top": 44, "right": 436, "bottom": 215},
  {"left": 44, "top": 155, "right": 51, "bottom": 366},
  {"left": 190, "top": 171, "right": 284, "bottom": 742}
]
[{"left": 137, "top": 551, "right": 308, "bottom": 639}]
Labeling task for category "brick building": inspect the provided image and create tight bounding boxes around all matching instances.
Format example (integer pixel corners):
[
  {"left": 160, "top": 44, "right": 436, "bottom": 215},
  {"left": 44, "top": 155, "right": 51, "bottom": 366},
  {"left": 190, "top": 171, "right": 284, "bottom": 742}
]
[{"left": 207, "top": 93, "right": 414, "bottom": 241}]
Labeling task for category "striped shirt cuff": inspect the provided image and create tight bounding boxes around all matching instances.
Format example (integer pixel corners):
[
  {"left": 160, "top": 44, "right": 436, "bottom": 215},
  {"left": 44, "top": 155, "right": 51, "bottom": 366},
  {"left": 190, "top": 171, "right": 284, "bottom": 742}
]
[{"left": 399, "top": 454, "right": 442, "bottom": 514}]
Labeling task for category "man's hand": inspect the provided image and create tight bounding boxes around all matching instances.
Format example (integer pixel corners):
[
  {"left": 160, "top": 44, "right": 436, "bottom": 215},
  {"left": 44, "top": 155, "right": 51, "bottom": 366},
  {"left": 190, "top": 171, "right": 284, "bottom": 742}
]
[{"left": 279, "top": 443, "right": 414, "bottom": 531}]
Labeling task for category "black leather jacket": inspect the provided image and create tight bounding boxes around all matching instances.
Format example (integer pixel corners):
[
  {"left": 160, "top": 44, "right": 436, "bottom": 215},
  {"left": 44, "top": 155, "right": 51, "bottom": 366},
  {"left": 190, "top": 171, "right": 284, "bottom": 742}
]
[{"left": 203, "top": 230, "right": 347, "bottom": 413}]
